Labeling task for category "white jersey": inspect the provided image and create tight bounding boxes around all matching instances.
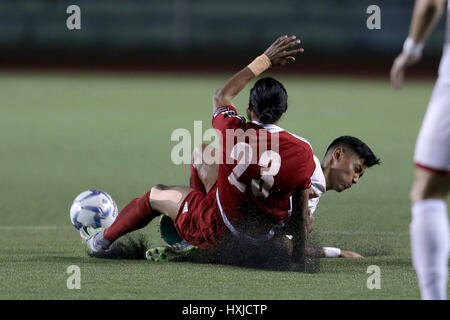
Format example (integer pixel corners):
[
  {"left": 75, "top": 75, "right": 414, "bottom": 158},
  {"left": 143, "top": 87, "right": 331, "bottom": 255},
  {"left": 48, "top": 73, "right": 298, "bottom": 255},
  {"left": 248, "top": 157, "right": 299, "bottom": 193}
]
[
  {"left": 308, "top": 155, "right": 326, "bottom": 215},
  {"left": 414, "top": 1, "right": 450, "bottom": 173},
  {"left": 437, "top": 1, "right": 450, "bottom": 84},
  {"left": 414, "top": 81, "right": 450, "bottom": 172}
]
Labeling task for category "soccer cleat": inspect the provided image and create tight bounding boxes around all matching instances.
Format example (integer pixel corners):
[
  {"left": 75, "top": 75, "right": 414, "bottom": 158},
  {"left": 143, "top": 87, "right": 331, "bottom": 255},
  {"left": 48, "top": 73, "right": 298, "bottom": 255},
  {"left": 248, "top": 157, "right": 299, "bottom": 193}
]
[
  {"left": 145, "top": 240, "right": 199, "bottom": 262},
  {"left": 79, "top": 226, "right": 108, "bottom": 254}
]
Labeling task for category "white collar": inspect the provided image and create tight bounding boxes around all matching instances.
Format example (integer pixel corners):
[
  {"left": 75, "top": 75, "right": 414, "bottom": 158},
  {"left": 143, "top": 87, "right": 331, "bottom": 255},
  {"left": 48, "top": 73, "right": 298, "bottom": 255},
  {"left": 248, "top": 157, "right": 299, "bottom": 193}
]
[{"left": 251, "top": 120, "right": 284, "bottom": 133}]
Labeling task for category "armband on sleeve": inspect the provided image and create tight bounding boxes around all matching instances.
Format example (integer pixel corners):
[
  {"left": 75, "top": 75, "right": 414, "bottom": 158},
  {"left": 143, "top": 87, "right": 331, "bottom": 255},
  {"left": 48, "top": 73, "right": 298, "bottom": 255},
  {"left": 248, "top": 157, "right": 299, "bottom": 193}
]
[{"left": 213, "top": 106, "right": 236, "bottom": 118}]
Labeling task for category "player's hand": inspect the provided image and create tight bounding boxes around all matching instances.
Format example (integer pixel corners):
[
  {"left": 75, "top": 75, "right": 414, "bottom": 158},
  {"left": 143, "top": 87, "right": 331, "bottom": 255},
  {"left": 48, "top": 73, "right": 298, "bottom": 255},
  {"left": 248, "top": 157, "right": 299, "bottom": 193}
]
[
  {"left": 340, "top": 250, "right": 364, "bottom": 258},
  {"left": 264, "top": 35, "right": 304, "bottom": 67},
  {"left": 390, "top": 52, "right": 421, "bottom": 90}
]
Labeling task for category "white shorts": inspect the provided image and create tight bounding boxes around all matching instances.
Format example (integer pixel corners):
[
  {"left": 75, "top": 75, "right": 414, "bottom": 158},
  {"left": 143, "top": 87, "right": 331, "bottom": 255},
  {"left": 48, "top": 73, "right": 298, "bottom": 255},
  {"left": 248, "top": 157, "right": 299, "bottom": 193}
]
[{"left": 413, "top": 80, "right": 450, "bottom": 175}]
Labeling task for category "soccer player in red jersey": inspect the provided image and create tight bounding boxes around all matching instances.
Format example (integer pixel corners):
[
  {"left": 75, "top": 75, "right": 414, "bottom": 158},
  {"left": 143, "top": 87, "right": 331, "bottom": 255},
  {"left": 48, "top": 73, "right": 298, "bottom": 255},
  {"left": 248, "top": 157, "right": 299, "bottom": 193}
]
[
  {"left": 152, "top": 135, "right": 380, "bottom": 261},
  {"left": 81, "top": 35, "right": 314, "bottom": 263}
]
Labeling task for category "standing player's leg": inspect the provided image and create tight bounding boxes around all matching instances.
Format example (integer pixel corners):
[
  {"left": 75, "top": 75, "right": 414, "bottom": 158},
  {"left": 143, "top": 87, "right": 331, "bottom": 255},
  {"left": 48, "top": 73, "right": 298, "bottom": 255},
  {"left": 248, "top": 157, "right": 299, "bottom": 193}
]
[
  {"left": 410, "top": 169, "right": 449, "bottom": 300},
  {"left": 409, "top": 83, "right": 450, "bottom": 300}
]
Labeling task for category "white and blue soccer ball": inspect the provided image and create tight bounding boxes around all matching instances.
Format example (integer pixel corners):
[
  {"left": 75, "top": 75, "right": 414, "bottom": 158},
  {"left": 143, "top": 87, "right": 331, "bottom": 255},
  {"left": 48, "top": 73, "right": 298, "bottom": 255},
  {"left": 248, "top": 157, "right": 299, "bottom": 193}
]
[{"left": 70, "top": 190, "right": 118, "bottom": 230}]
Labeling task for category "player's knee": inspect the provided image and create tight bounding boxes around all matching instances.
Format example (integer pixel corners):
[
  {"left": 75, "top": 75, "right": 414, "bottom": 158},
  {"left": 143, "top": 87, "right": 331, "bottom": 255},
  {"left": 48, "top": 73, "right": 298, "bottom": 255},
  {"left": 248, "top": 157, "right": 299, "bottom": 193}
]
[
  {"left": 410, "top": 181, "right": 448, "bottom": 204},
  {"left": 410, "top": 182, "right": 433, "bottom": 204},
  {"left": 150, "top": 185, "right": 184, "bottom": 204},
  {"left": 152, "top": 184, "right": 168, "bottom": 191},
  {"left": 149, "top": 185, "right": 167, "bottom": 207},
  {"left": 410, "top": 185, "right": 422, "bottom": 204}
]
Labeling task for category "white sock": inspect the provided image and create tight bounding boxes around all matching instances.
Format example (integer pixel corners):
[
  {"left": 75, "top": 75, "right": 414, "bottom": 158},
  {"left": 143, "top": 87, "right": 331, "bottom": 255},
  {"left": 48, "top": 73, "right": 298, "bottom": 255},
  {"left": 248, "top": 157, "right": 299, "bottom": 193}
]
[{"left": 410, "top": 199, "right": 449, "bottom": 300}]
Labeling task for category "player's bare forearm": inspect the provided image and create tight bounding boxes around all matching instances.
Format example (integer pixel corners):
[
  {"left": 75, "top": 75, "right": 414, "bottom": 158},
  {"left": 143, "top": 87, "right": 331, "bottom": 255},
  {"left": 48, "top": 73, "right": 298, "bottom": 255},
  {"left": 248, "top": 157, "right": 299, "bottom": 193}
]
[
  {"left": 287, "top": 187, "right": 309, "bottom": 264},
  {"left": 305, "top": 247, "right": 364, "bottom": 258},
  {"left": 212, "top": 35, "right": 304, "bottom": 113},
  {"left": 305, "top": 246, "right": 325, "bottom": 258},
  {"left": 390, "top": 0, "right": 445, "bottom": 89},
  {"left": 212, "top": 68, "right": 255, "bottom": 112},
  {"left": 409, "top": 0, "right": 445, "bottom": 43}
]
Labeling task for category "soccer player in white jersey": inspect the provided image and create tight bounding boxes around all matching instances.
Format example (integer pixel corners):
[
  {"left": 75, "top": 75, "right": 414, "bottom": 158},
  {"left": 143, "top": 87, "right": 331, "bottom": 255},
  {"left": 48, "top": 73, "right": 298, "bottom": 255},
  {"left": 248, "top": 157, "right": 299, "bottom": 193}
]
[
  {"left": 390, "top": 0, "right": 450, "bottom": 300},
  {"left": 288, "top": 135, "right": 380, "bottom": 258}
]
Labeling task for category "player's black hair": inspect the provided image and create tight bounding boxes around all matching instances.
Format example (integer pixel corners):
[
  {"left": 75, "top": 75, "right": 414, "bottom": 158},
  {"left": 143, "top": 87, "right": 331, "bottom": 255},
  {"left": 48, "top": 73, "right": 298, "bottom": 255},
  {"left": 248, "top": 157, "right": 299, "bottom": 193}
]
[
  {"left": 249, "top": 77, "right": 288, "bottom": 124},
  {"left": 326, "top": 136, "right": 381, "bottom": 167}
]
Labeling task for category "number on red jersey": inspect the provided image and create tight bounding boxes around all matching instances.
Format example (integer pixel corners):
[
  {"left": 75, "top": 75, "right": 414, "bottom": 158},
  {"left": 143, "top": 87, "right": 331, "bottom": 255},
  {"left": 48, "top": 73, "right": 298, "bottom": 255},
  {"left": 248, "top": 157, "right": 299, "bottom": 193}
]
[{"left": 228, "top": 142, "right": 281, "bottom": 198}]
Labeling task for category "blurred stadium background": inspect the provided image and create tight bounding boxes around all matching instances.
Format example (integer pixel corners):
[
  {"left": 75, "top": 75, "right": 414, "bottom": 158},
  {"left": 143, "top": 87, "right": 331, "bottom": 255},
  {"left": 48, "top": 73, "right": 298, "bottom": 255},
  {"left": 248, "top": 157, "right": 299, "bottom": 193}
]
[{"left": 0, "top": 0, "right": 446, "bottom": 75}]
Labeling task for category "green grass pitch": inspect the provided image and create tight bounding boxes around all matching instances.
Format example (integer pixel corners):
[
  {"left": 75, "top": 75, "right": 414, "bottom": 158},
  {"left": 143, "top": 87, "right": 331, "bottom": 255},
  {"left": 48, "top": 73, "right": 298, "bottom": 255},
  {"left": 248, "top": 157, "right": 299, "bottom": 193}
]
[{"left": 0, "top": 71, "right": 448, "bottom": 299}]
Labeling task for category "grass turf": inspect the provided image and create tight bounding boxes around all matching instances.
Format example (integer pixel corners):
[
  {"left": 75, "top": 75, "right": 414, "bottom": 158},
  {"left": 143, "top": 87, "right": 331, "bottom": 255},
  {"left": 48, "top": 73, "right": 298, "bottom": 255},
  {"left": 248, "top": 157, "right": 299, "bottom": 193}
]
[{"left": 0, "top": 71, "right": 448, "bottom": 299}]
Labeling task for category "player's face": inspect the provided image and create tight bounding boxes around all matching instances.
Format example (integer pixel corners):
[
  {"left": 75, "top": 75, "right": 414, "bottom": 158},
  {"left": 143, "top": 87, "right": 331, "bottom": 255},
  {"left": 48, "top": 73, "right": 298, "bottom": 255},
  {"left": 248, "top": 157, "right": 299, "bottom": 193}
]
[{"left": 328, "top": 148, "right": 366, "bottom": 192}]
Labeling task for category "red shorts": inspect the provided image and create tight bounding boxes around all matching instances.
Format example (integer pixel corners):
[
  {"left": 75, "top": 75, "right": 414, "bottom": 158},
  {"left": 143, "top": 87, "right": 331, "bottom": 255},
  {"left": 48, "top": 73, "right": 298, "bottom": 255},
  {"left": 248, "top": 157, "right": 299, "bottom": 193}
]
[{"left": 174, "top": 184, "right": 229, "bottom": 250}]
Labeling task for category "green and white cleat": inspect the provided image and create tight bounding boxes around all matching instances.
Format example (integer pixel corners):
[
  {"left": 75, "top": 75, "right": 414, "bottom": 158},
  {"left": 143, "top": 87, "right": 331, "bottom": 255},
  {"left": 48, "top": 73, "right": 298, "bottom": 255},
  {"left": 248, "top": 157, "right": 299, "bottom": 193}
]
[
  {"left": 79, "top": 226, "right": 107, "bottom": 254},
  {"left": 145, "top": 240, "right": 199, "bottom": 262}
]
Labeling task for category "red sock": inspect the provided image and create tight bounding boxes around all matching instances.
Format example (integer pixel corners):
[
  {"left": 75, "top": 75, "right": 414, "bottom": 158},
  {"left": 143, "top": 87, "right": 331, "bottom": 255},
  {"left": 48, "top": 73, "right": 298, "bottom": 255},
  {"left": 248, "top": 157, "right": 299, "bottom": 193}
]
[
  {"left": 104, "top": 190, "right": 158, "bottom": 243},
  {"left": 189, "top": 164, "right": 206, "bottom": 194}
]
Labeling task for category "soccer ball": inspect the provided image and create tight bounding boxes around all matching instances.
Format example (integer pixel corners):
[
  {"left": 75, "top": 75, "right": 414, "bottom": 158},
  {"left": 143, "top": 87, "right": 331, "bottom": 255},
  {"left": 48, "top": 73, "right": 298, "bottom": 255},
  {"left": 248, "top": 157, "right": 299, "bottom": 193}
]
[{"left": 70, "top": 190, "right": 118, "bottom": 230}]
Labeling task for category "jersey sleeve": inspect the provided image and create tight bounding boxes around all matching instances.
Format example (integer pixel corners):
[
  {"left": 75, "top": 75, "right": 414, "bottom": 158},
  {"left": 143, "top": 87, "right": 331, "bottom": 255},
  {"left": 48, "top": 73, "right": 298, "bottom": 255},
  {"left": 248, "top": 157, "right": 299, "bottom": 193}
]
[{"left": 212, "top": 106, "right": 246, "bottom": 135}]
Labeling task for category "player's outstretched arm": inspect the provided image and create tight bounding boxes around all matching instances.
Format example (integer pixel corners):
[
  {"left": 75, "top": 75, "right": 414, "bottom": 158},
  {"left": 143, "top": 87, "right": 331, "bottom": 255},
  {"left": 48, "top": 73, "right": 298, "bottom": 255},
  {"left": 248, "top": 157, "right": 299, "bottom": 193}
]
[
  {"left": 305, "top": 246, "right": 364, "bottom": 259},
  {"left": 390, "top": 0, "right": 446, "bottom": 90},
  {"left": 303, "top": 208, "right": 364, "bottom": 259},
  {"left": 212, "top": 35, "right": 303, "bottom": 112}
]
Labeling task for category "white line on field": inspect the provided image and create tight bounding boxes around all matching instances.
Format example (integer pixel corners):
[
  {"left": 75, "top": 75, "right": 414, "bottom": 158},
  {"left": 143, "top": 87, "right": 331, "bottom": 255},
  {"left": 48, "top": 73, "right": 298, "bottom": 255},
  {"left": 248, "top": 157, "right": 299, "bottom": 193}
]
[
  {"left": 0, "top": 226, "right": 73, "bottom": 230},
  {"left": 0, "top": 225, "right": 409, "bottom": 235},
  {"left": 317, "top": 230, "right": 409, "bottom": 236}
]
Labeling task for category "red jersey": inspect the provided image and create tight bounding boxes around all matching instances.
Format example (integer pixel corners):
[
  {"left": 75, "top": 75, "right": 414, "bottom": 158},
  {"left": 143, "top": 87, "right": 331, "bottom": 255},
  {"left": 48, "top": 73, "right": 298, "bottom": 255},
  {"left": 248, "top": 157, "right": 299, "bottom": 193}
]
[{"left": 212, "top": 106, "right": 315, "bottom": 231}]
